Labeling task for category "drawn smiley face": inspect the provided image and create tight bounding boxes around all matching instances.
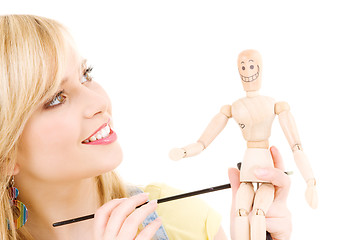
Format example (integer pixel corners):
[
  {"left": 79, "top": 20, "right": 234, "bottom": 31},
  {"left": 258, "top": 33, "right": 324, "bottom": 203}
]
[
  {"left": 237, "top": 50, "right": 263, "bottom": 91},
  {"left": 239, "top": 59, "right": 260, "bottom": 83}
]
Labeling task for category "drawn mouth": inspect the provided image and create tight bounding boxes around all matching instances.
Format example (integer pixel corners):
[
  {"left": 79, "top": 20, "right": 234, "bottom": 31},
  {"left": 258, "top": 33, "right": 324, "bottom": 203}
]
[{"left": 240, "top": 66, "right": 260, "bottom": 82}]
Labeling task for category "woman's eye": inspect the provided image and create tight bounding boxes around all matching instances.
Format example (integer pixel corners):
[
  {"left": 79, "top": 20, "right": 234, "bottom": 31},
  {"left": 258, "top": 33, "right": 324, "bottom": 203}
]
[
  {"left": 81, "top": 67, "right": 93, "bottom": 84},
  {"left": 46, "top": 91, "right": 66, "bottom": 108}
]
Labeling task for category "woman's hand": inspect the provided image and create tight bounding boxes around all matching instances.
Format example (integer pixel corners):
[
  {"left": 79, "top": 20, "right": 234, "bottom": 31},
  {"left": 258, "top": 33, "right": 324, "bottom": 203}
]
[
  {"left": 93, "top": 193, "right": 162, "bottom": 240},
  {"left": 228, "top": 146, "right": 292, "bottom": 240}
]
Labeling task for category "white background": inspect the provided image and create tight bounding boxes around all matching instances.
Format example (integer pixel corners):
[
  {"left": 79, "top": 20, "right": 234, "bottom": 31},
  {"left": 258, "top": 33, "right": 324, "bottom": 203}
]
[{"left": 2, "top": 1, "right": 359, "bottom": 239}]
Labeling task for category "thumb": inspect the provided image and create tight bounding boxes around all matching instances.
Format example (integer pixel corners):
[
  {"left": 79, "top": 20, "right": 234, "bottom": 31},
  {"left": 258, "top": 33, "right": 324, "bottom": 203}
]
[{"left": 228, "top": 168, "right": 240, "bottom": 198}]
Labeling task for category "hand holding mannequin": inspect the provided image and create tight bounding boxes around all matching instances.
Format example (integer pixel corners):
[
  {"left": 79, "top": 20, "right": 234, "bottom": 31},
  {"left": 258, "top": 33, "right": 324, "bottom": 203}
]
[{"left": 228, "top": 147, "right": 292, "bottom": 240}]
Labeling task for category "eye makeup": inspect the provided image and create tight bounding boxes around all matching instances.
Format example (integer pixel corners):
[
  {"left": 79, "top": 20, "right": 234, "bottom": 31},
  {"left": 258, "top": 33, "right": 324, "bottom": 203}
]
[
  {"left": 44, "top": 90, "right": 66, "bottom": 109},
  {"left": 81, "top": 66, "right": 93, "bottom": 83}
]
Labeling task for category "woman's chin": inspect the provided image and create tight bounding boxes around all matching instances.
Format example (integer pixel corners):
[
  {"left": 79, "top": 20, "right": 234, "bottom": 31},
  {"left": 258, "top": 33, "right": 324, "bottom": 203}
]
[{"left": 98, "top": 146, "right": 123, "bottom": 172}]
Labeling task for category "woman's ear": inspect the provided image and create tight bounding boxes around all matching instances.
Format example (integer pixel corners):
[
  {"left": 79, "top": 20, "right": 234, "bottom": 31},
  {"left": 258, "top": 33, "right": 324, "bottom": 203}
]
[
  {"left": 12, "top": 163, "right": 20, "bottom": 175},
  {"left": 1, "top": 160, "right": 20, "bottom": 176}
]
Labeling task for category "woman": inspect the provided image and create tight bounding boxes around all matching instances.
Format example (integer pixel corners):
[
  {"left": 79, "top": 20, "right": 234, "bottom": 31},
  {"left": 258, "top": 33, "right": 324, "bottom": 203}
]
[{"left": 0, "top": 15, "right": 291, "bottom": 239}]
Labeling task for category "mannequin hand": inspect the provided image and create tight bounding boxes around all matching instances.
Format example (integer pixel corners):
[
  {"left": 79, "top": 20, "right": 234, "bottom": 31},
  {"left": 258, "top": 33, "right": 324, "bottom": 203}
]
[
  {"left": 169, "top": 148, "right": 186, "bottom": 160},
  {"left": 228, "top": 146, "right": 292, "bottom": 240},
  {"left": 305, "top": 179, "right": 318, "bottom": 209},
  {"left": 93, "top": 193, "right": 162, "bottom": 240}
]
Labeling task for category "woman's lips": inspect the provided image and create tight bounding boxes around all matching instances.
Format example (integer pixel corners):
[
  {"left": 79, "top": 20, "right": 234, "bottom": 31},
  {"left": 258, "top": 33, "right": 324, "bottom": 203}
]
[
  {"left": 82, "top": 129, "right": 117, "bottom": 145},
  {"left": 82, "top": 119, "right": 117, "bottom": 145}
]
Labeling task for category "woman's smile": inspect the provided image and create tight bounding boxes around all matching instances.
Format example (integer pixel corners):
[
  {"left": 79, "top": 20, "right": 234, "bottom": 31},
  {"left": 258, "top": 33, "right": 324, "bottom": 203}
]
[{"left": 82, "top": 124, "right": 117, "bottom": 145}]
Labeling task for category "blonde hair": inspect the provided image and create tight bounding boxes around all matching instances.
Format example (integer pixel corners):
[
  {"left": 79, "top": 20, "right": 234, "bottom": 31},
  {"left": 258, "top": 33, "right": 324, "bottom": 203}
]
[{"left": 0, "top": 15, "right": 126, "bottom": 240}]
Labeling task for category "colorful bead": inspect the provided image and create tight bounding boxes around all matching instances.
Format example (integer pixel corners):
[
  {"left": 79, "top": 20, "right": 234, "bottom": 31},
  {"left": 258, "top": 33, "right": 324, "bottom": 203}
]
[{"left": 8, "top": 187, "right": 28, "bottom": 229}]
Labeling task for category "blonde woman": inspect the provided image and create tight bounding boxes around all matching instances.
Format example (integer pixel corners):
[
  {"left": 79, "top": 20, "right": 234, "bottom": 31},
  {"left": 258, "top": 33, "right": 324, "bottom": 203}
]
[{"left": 0, "top": 15, "right": 291, "bottom": 240}]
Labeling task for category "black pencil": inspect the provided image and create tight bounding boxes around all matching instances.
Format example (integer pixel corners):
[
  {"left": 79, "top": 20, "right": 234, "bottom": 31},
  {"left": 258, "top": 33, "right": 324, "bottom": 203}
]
[
  {"left": 53, "top": 213, "right": 96, "bottom": 227},
  {"left": 53, "top": 169, "right": 292, "bottom": 228},
  {"left": 52, "top": 183, "right": 231, "bottom": 227}
]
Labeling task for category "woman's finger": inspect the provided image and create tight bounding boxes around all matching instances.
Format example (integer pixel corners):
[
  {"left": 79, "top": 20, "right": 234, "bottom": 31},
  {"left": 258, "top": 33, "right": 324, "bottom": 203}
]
[
  {"left": 228, "top": 167, "right": 241, "bottom": 220},
  {"left": 228, "top": 167, "right": 240, "bottom": 199},
  {"left": 117, "top": 200, "right": 158, "bottom": 238},
  {"left": 255, "top": 167, "right": 291, "bottom": 202},
  {"left": 270, "top": 146, "right": 285, "bottom": 171},
  {"left": 135, "top": 217, "right": 162, "bottom": 240},
  {"left": 93, "top": 198, "right": 125, "bottom": 239},
  {"left": 103, "top": 193, "right": 149, "bottom": 239}
]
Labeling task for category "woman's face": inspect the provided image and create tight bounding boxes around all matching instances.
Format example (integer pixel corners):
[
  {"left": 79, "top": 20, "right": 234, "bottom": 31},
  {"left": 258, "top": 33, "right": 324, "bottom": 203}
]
[{"left": 16, "top": 42, "right": 123, "bottom": 182}]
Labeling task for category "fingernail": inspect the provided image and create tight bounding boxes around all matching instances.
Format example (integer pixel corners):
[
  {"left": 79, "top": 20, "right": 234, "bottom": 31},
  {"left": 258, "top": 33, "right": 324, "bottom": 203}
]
[
  {"left": 149, "top": 199, "right": 158, "bottom": 205},
  {"left": 255, "top": 168, "right": 268, "bottom": 177}
]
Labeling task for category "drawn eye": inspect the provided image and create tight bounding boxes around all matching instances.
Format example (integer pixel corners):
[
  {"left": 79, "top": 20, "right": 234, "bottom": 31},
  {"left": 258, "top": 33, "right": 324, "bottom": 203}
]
[
  {"left": 250, "top": 65, "right": 254, "bottom": 69},
  {"left": 242, "top": 66, "right": 245, "bottom": 70}
]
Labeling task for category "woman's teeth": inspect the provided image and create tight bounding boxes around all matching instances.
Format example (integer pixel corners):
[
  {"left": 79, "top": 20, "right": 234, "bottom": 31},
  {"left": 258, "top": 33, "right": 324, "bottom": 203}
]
[{"left": 83, "top": 125, "right": 111, "bottom": 143}]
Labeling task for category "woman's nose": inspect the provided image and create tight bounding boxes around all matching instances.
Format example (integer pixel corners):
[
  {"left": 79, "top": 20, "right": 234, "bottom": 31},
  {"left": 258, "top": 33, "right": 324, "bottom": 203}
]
[{"left": 82, "top": 88, "right": 109, "bottom": 119}]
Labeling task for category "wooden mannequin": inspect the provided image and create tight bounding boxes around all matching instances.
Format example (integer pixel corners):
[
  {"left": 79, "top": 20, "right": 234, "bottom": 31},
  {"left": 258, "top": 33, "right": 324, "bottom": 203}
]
[{"left": 169, "top": 49, "right": 318, "bottom": 240}]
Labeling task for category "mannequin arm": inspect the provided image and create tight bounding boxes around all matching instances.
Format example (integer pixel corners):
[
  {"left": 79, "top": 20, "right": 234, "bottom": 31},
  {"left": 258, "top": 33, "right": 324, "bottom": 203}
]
[
  {"left": 275, "top": 102, "right": 318, "bottom": 208},
  {"left": 169, "top": 105, "right": 231, "bottom": 160}
]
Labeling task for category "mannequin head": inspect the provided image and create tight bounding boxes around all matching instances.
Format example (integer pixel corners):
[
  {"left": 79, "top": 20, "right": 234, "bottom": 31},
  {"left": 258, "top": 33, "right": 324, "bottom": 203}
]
[{"left": 237, "top": 49, "right": 262, "bottom": 92}]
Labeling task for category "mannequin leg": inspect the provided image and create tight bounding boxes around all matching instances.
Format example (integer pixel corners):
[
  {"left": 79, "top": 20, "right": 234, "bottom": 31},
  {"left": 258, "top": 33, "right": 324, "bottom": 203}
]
[
  {"left": 251, "top": 183, "right": 275, "bottom": 240},
  {"left": 234, "top": 182, "right": 255, "bottom": 240}
]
